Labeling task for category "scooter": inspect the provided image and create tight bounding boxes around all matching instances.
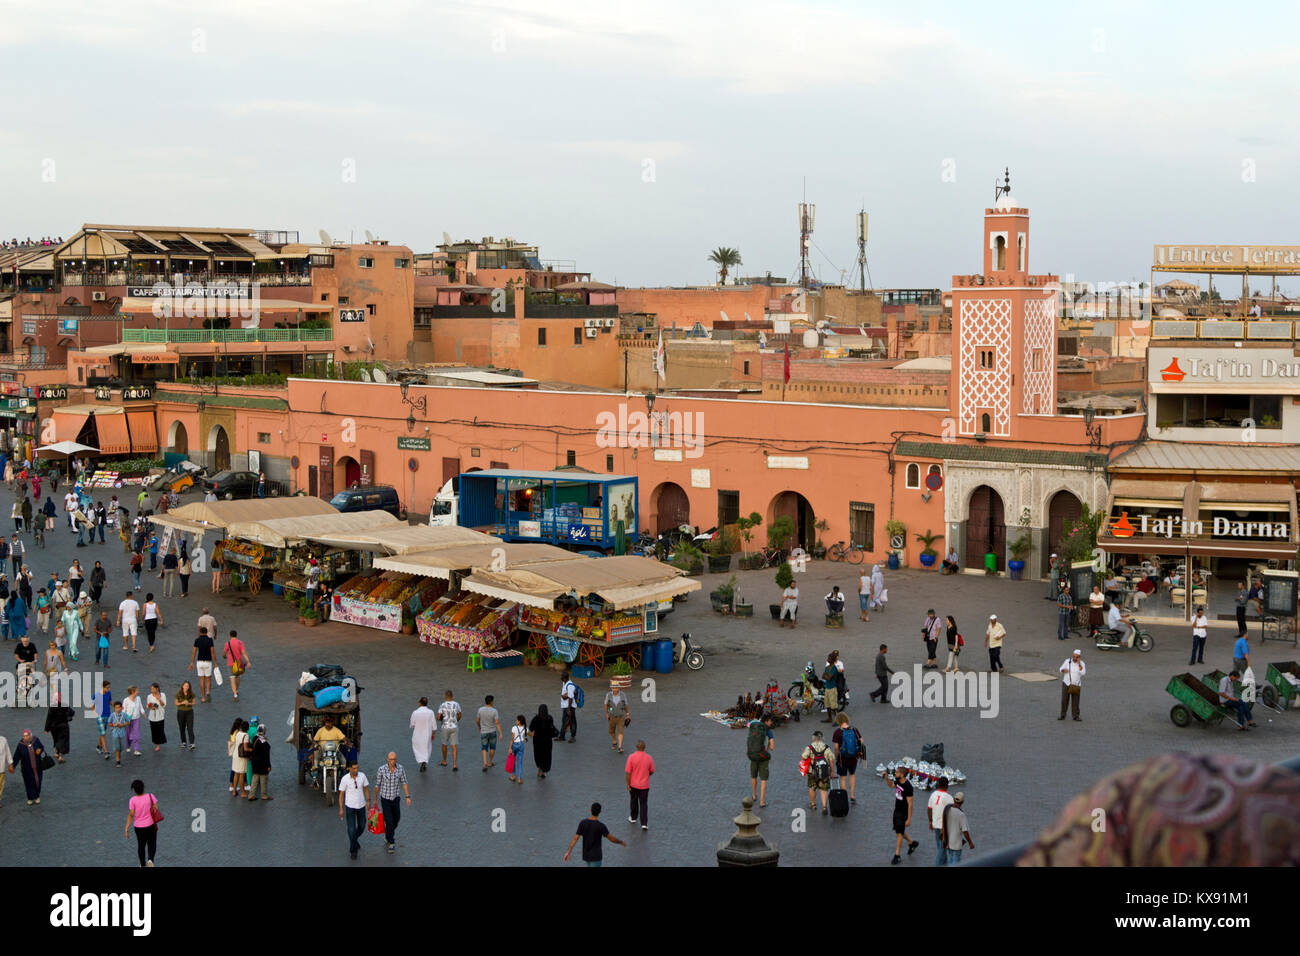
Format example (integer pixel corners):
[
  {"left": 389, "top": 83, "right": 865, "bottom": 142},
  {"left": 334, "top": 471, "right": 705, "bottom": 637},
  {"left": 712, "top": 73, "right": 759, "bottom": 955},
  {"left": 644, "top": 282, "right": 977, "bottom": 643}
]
[
  {"left": 676, "top": 632, "right": 704, "bottom": 670},
  {"left": 1092, "top": 620, "right": 1154, "bottom": 652},
  {"left": 787, "top": 662, "right": 851, "bottom": 711}
]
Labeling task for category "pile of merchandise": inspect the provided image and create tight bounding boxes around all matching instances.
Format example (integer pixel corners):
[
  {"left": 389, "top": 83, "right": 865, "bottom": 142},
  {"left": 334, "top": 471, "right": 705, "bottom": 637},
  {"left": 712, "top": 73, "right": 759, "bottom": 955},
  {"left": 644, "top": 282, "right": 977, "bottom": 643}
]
[
  {"left": 417, "top": 593, "right": 519, "bottom": 652},
  {"left": 331, "top": 571, "right": 445, "bottom": 633},
  {"left": 522, "top": 606, "right": 643, "bottom": 642},
  {"left": 874, "top": 756, "right": 968, "bottom": 790}
]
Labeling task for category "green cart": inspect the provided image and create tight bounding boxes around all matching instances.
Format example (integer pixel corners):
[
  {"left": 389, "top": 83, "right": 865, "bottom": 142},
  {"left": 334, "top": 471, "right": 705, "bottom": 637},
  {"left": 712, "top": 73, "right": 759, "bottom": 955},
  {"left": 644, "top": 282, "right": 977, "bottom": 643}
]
[
  {"left": 1166, "top": 672, "right": 1237, "bottom": 728},
  {"left": 1264, "top": 661, "right": 1299, "bottom": 710}
]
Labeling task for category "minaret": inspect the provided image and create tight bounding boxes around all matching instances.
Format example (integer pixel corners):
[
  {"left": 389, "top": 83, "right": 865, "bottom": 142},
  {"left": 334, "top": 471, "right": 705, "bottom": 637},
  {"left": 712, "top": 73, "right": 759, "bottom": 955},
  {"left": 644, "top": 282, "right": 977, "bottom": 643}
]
[{"left": 949, "top": 170, "right": 1058, "bottom": 438}]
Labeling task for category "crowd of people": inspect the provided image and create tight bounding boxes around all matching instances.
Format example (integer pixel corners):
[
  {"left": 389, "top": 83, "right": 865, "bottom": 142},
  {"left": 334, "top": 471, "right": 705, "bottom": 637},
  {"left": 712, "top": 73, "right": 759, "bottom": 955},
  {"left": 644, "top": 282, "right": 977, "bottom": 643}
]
[{"left": 1, "top": 236, "right": 62, "bottom": 249}]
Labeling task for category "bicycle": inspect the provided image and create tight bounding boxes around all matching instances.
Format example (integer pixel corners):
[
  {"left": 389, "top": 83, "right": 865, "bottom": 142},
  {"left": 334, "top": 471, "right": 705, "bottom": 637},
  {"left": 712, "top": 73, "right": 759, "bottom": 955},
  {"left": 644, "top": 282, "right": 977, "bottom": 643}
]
[{"left": 826, "top": 540, "right": 867, "bottom": 565}]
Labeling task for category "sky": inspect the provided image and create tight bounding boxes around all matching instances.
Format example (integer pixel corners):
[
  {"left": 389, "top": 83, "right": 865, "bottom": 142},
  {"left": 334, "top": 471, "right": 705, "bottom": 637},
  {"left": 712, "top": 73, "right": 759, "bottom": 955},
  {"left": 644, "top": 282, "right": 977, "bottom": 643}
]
[{"left": 3, "top": 0, "right": 1300, "bottom": 292}]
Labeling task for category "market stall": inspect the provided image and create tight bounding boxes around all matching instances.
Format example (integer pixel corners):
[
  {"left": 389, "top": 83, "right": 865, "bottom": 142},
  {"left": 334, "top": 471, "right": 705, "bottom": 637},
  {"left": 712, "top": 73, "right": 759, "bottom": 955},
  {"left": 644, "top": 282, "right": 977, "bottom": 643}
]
[
  {"left": 330, "top": 571, "right": 448, "bottom": 632},
  {"left": 460, "top": 555, "right": 701, "bottom": 675},
  {"left": 371, "top": 543, "right": 574, "bottom": 651}
]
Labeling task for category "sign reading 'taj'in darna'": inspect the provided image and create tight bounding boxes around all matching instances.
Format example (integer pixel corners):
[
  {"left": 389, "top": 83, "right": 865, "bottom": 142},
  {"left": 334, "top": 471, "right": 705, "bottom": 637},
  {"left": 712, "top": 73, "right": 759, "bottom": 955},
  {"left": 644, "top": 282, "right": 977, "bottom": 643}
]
[{"left": 1111, "top": 513, "right": 1289, "bottom": 539}]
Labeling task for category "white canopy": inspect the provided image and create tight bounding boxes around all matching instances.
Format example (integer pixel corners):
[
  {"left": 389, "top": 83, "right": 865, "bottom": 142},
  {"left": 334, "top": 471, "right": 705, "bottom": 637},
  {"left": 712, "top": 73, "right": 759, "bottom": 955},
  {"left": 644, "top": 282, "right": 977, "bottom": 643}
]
[
  {"left": 36, "top": 441, "right": 99, "bottom": 456},
  {"left": 373, "top": 542, "right": 573, "bottom": 578},
  {"left": 313, "top": 524, "right": 499, "bottom": 554},
  {"left": 226, "top": 510, "right": 403, "bottom": 549},
  {"left": 460, "top": 555, "right": 700, "bottom": 611}
]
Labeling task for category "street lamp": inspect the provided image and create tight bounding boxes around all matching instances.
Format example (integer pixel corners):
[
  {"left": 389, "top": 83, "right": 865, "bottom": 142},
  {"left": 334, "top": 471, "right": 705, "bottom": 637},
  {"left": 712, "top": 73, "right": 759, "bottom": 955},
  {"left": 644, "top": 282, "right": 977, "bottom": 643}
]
[{"left": 1082, "top": 404, "right": 1102, "bottom": 451}]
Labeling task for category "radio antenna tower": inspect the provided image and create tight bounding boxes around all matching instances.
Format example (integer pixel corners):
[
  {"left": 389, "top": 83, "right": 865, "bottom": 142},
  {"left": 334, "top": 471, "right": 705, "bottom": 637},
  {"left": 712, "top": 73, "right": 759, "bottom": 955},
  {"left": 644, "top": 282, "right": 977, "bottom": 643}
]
[
  {"left": 798, "top": 178, "right": 815, "bottom": 290},
  {"left": 855, "top": 208, "right": 869, "bottom": 293}
]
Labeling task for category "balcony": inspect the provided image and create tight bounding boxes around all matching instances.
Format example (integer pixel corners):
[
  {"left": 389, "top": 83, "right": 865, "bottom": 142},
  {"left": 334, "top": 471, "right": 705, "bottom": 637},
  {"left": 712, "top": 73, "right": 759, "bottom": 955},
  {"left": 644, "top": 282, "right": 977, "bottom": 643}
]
[
  {"left": 0, "top": 353, "right": 65, "bottom": 369},
  {"left": 122, "top": 327, "right": 333, "bottom": 344}
]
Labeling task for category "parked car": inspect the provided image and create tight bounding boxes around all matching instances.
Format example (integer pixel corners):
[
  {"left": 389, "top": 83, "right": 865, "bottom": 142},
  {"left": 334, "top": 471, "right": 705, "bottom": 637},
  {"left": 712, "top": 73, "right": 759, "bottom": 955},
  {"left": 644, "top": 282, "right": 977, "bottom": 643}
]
[
  {"left": 201, "top": 470, "right": 278, "bottom": 500},
  {"left": 329, "top": 485, "right": 406, "bottom": 520}
]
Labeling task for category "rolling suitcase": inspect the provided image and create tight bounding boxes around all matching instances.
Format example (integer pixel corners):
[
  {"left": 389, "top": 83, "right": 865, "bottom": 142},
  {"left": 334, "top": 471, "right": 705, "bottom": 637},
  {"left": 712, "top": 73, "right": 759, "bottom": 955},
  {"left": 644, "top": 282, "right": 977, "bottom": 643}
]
[{"left": 829, "top": 779, "right": 849, "bottom": 817}]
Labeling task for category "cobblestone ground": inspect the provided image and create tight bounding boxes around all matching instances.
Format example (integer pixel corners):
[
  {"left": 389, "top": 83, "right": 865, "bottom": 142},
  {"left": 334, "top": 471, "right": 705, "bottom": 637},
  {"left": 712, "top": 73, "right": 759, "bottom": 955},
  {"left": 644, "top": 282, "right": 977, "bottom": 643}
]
[{"left": 3, "top": 493, "right": 1293, "bottom": 866}]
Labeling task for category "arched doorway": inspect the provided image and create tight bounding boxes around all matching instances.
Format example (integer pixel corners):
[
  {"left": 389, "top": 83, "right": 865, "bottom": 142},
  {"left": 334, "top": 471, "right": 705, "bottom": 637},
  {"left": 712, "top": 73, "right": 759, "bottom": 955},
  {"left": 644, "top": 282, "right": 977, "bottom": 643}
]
[
  {"left": 207, "top": 425, "right": 230, "bottom": 472},
  {"left": 965, "top": 485, "right": 1005, "bottom": 571},
  {"left": 652, "top": 481, "right": 690, "bottom": 534},
  {"left": 339, "top": 455, "right": 361, "bottom": 489},
  {"left": 167, "top": 421, "right": 189, "bottom": 455},
  {"left": 1044, "top": 490, "right": 1082, "bottom": 576},
  {"left": 769, "top": 491, "right": 815, "bottom": 551}
]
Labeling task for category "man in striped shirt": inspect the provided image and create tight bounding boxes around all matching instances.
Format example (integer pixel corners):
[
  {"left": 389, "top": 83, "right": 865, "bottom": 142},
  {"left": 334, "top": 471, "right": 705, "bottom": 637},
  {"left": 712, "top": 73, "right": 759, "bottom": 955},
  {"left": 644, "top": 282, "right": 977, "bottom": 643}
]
[{"left": 373, "top": 752, "right": 411, "bottom": 854}]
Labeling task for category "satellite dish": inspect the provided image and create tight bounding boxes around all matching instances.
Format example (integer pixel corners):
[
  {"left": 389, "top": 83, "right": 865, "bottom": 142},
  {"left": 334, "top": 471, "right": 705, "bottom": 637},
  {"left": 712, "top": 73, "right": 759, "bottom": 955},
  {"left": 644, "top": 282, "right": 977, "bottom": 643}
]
[
  {"left": 372, "top": 368, "right": 388, "bottom": 384},
  {"left": 719, "top": 310, "right": 730, "bottom": 323},
  {"left": 318, "top": 229, "right": 332, "bottom": 245},
  {"left": 365, "top": 230, "right": 375, "bottom": 243},
  {"left": 359, "top": 368, "right": 372, "bottom": 382},
  {"left": 743, "top": 312, "right": 753, "bottom": 323},
  {"left": 802, "top": 329, "right": 819, "bottom": 348}
]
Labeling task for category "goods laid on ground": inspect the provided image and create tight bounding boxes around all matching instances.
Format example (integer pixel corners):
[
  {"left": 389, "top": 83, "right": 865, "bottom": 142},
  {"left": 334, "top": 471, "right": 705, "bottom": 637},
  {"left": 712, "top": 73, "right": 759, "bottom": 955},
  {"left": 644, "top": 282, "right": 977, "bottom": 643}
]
[
  {"left": 874, "top": 756, "right": 967, "bottom": 789},
  {"left": 331, "top": 571, "right": 446, "bottom": 632},
  {"left": 417, "top": 592, "right": 519, "bottom": 652}
]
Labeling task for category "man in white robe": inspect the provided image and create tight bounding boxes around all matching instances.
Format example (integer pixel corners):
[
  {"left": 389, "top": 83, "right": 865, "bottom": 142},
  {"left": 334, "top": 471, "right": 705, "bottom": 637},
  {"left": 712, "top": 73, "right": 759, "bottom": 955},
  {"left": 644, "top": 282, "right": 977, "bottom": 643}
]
[{"left": 410, "top": 697, "right": 436, "bottom": 771}]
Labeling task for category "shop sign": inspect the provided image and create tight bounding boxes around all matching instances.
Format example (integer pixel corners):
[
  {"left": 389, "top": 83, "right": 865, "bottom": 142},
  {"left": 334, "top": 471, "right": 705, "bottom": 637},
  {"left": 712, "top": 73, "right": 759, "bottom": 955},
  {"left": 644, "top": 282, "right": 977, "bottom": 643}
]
[
  {"left": 1110, "top": 512, "right": 1290, "bottom": 539},
  {"left": 2, "top": 398, "right": 31, "bottom": 411},
  {"left": 38, "top": 385, "right": 68, "bottom": 400},
  {"left": 766, "top": 455, "right": 809, "bottom": 469},
  {"left": 517, "top": 519, "right": 541, "bottom": 537},
  {"left": 57, "top": 319, "right": 78, "bottom": 335},
  {"left": 1154, "top": 244, "right": 1300, "bottom": 272},
  {"left": 94, "top": 386, "right": 112, "bottom": 401},
  {"left": 567, "top": 523, "right": 592, "bottom": 543},
  {"left": 1156, "top": 353, "right": 1300, "bottom": 383},
  {"left": 397, "top": 436, "right": 430, "bottom": 451},
  {"left": 339, "top": 309, "right": 366, "bottom": 322},
  {"left": 121, "top": 385, "right": 152, "bottom": 401},
  {"left": 690, "top": 468, "right": 710, "bottom": 489},
  {"left": 332, "top": 595, "right": 401, "bottom": 632}
]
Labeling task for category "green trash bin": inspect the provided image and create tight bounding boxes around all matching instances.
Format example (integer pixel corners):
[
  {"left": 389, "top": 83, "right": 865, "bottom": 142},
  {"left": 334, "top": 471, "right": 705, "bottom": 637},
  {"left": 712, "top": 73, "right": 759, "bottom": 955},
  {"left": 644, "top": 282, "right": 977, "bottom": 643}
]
[{"left": 984, "top": 552, "right": 998, "bottom": 575}]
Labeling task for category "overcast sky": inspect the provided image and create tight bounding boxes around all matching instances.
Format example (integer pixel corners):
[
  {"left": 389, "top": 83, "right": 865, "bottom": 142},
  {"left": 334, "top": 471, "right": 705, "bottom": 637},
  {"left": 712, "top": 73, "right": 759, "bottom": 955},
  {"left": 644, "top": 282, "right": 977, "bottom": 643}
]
[{"left": 4, "top": 0, "right": 1299, "bottom": 291}]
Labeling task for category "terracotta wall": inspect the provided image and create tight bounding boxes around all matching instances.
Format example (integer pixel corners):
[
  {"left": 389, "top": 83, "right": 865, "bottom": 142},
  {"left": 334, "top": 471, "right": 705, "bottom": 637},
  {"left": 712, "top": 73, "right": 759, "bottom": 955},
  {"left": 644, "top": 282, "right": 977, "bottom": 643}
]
[{"left": 616, "top": 286, "right": 779, "bottom": 329}]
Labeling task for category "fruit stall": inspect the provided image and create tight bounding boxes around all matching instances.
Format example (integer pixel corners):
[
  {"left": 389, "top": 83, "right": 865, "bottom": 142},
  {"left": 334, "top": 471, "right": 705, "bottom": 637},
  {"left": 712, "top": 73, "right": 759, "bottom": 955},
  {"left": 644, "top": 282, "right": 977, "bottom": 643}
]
[
  {"left": 416, "top": 592, "right": 520, "bottom": 652},
  {"left": 330, "top": 571, "right": 449, "bottom": 632},
  {"left": 460, "top": 555, "right": 700, "bottom": 675}
]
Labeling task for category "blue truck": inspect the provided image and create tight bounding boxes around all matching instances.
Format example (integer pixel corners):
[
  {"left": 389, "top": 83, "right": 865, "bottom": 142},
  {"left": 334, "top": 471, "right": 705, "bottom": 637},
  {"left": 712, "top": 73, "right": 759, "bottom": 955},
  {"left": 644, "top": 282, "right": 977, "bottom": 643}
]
[{"left": 430, "top": 469, "right": 639, "bottom": 551}]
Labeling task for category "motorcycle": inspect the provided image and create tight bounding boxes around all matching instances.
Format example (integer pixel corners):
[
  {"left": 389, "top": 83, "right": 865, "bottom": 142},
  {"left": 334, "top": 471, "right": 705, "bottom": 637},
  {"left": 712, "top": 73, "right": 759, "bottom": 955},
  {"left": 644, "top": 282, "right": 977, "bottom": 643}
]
[
  {"left": 787, "top": 662, "right": 851, "bottom": 713},
  {"left": 676, "top": 632, "right": 704, "bottom": 670},
  {"left": 1092, "top": 620, "right": 1154, "bottom": 652}
]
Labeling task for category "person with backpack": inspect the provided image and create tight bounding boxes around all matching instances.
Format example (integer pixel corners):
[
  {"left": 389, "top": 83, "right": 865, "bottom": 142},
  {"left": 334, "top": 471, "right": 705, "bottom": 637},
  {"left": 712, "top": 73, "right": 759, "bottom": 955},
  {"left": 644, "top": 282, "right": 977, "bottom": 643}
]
[
  {"left": 944, "top": 615, "right": 963, "bottom": 673},
  {"left": 746, "top": 713, "right": 775, "bottom": 807},
  {"left": 558, "top": 670, "right": 580, "bottom": 742},
  {"left": 832, "top": 713, "right": 863, "bottom": 804},
  {"left": 801, "top": 730, "right": 835, "bottom": 816},
  {"left": 820, "top": 651, "right": 842, "bottom": 724}
]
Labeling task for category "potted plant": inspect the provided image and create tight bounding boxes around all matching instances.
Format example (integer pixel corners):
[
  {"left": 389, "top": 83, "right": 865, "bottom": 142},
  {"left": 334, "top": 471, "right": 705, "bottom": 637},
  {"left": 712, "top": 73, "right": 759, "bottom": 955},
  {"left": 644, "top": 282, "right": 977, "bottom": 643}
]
[
  {"left": 608, "top": 657, "right": 633, "bottom": 690},
  {"left": 299, "top": 597, "right": 320, "bottom": 628},
  {"left": 914, "top": 529, "right": 943, "bottom": 568},
  {"left": 736, "top": 512, "right": 763, "bottom": 569},
  {"left": 706, "top": 531, "right": 734, "bottom": 573},
  {"left": 812, "top": 517, "right": 830, "bottom": 559},
  {"left": 885, "top": 519, "right": 907, "bottom": 570},
  {"left": 522, "top": 648, "right": 539, "bottom": 666},
  {"left": 709, "top": 574, "right": 737, "bottom": 613},
  {"left": 672, "top": 541, "right": 705, "bottom": 576},
  {"left": 1008, "top": 507, "right": 1032, "bottom": 579},
  {"left": 401, "top": 609, "right": 416, "bottom": 635}
]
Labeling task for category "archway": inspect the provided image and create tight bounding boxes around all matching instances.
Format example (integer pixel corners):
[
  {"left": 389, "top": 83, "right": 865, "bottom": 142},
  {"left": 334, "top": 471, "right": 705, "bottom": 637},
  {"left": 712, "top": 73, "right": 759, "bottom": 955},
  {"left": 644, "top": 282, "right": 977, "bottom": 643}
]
[
  {"left": 339, "top": 455, "right": 361, "bottom": 489},
  {"left": 207, "top": 424, "right": 230, "bottom": 472},
  {"left": 965, "top": 485, "right": 1005, "bottom": 571},
  {"left": 167, "top": 420, "right": 189, "bottom": 455},
  {"left": 652, "top": 481, "right": 690, "bottom": 535},
  {"left": 1044, "top": 489, "right": 1082, "bottom": 576},
  {"left": 769, "top": 490, "right": 815, "bottom": 551}
]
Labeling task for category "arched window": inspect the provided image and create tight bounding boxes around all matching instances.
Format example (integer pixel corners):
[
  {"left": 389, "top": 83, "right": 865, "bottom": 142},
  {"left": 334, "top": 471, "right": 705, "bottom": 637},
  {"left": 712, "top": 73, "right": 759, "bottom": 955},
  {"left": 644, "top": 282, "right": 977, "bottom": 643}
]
[
  {"left": 994, "top": 235, "right": 1006, "bottom": 270},
  {"left": 927, "top": 464, "right": 942, "bottom": 479},
  {"left": 1017, "top": 234, "right": 1026, "bottom": 272},
  {"left": 905, "top": 463, "right": 920, "bottom": 489},
  {"left": 980, "top": 413, "right": 991, "bottom": 433}
]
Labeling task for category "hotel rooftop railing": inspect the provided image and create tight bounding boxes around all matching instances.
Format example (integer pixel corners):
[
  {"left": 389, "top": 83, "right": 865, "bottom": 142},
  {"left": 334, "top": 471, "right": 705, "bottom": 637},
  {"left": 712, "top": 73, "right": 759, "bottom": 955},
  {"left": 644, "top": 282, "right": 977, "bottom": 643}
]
[{"left": 1150, "top": 319, "right": 1296, "bottom": 339}]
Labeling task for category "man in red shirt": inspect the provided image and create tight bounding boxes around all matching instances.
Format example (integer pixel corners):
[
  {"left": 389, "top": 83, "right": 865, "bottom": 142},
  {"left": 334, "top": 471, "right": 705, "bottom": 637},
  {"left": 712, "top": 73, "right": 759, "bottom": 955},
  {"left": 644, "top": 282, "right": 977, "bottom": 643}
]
[{"left": 624, "top": 740, "right": 655, "bottom": 831}]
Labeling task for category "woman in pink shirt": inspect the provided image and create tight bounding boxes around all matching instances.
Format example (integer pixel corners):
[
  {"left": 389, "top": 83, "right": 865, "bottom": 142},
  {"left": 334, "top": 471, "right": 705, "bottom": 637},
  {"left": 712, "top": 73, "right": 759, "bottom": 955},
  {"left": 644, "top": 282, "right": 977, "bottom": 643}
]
[{"left": 124, "top": 779, "right": 161, "bottom": 867}]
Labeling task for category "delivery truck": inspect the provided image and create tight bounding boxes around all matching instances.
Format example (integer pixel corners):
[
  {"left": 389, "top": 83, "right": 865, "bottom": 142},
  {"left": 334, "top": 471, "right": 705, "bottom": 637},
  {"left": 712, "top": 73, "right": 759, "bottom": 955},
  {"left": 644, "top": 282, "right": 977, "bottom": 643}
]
[{"left": 430, "top": 469, "right": 639, "bottom": 550}]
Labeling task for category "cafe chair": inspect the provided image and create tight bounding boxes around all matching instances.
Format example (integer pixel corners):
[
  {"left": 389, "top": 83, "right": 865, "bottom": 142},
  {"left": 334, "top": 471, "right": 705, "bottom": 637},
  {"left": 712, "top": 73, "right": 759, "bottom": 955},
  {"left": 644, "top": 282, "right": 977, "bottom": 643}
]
[{"left": 1170, "top": 587, "right": 1186, "bottom": 609}]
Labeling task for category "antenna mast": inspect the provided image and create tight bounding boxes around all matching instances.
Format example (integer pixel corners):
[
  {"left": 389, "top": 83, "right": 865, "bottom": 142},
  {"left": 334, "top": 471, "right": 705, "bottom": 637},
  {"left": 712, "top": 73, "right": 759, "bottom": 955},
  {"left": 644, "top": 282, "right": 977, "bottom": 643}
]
[
  {"left": 798, "top": 179, "right": 815, "bottom": 291},
  {"left": 855, "top": 208, "right": 868, "bottom": 293}
]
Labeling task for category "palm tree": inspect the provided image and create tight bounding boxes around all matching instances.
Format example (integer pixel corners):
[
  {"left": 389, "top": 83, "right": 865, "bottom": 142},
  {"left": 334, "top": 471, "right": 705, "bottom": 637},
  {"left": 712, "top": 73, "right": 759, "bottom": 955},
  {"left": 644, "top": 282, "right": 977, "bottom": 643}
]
[{"left": 707, "top": 247, "right": 743, "bottom": 285}]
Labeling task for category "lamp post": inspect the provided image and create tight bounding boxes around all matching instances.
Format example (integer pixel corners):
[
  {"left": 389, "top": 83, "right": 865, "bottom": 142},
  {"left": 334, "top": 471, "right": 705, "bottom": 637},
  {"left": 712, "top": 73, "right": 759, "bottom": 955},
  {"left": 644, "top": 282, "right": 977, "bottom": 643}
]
[
  {"left": 400, "top": 380, "right": 426, "bottom": 433},
  {"left": 1082, "top": 404, "right": 1102, "bottom": 452}
]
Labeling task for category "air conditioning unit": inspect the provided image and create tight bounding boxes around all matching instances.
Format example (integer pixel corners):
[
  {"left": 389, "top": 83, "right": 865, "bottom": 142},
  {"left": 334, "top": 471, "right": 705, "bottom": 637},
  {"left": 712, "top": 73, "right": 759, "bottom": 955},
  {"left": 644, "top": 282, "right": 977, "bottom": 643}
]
[
  {"left": 585, "top": 328, "right": 598, "bottom": 338},
  {"left": 92, "top": 291, "right": 106, "bottom": 301},
  {"left": 604, "top": 318, "right": 616, "bottom": 328},
  {"left": 584, "top": 318, "right": 599, "bottom": 327}
]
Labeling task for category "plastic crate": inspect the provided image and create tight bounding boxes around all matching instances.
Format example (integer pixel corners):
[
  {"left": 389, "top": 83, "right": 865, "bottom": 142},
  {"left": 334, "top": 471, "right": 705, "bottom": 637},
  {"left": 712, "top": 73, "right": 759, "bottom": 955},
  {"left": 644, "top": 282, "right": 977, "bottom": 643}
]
[
  {"left": 483, "top": 654, "right": 523, "bottom": 670},
  {"left": 571, "top": 664, "right": 595, "bottom": 679}
]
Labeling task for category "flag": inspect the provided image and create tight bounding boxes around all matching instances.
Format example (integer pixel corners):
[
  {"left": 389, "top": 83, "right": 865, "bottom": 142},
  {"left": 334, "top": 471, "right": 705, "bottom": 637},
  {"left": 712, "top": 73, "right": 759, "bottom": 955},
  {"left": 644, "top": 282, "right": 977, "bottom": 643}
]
[
  {"left": 783, "top": 342, "right": 790, "bottom": 384},
  {"left": 654, "top": 328, "right": 666, "bottom": 381}
]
